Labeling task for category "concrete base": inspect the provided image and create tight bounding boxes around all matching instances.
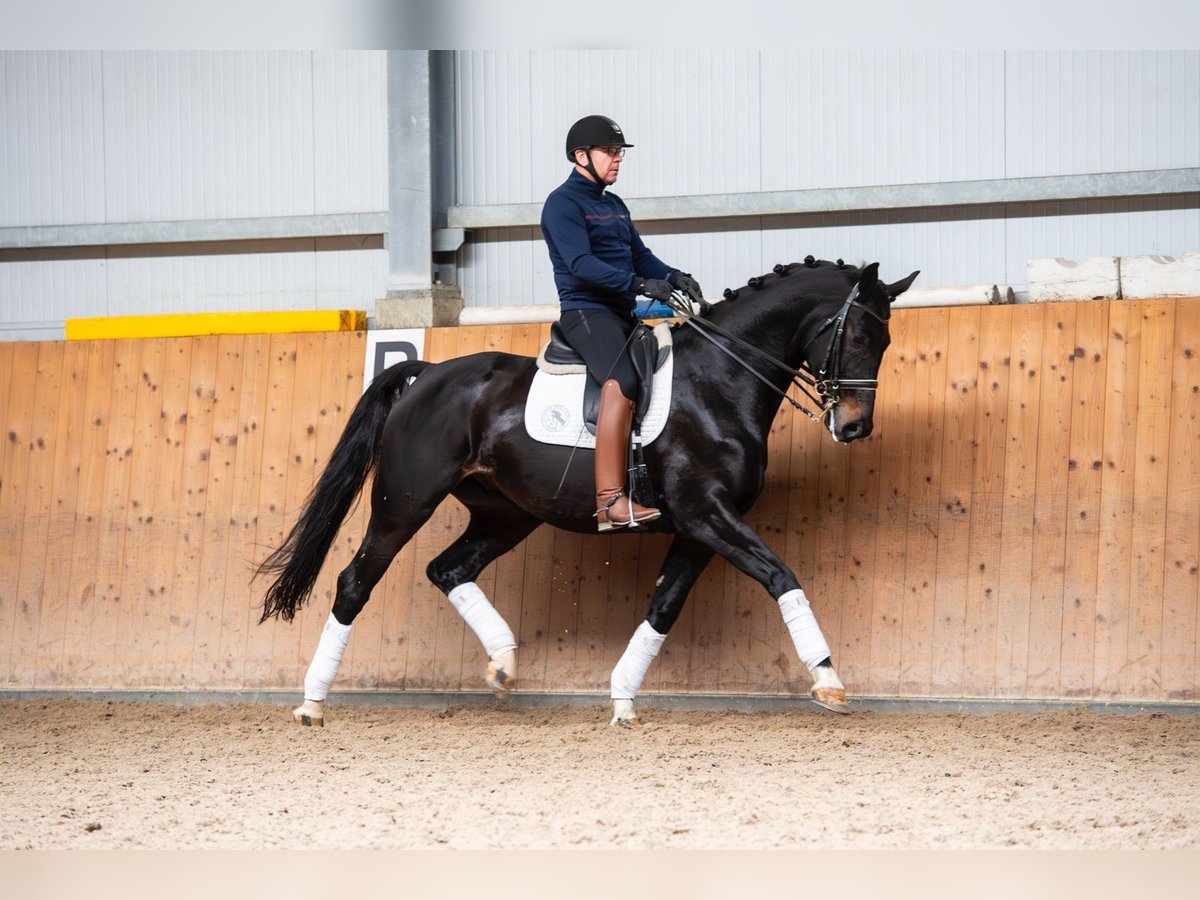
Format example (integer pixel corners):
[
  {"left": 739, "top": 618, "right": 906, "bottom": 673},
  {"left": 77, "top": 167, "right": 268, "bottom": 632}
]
[{"left": 376, "top": 285, "right": 464, "bottom": 328}]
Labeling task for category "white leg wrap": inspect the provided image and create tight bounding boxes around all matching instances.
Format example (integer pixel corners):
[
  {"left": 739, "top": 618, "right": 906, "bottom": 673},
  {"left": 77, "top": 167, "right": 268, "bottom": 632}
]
[
  {"left": 777, "top": 588, "right": 831, "bottom": 672},
  {"left": 303, "top": 612, "right": 353, "bottom": 702},
  {"left": 448, "top": 582, "right": 516, "bottom": 659},
  {"left": 610, "top": 620, "right": 666, "bottom": 700}
]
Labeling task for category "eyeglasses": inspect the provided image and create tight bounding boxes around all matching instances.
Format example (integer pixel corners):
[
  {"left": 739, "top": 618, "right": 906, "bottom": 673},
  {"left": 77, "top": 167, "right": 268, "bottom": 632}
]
[{"left": 591, "top": 146, "right": 626, "bottom": 158}]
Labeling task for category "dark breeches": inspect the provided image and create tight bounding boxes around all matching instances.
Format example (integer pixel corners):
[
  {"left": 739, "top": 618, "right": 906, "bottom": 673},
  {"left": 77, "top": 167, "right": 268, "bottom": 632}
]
[{"left": 559, "top": 306, "right": 640, "bottom": 400}]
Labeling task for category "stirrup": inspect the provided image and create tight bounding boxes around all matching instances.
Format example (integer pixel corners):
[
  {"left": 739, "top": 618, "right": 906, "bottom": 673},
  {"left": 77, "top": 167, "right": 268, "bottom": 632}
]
[{"left": 595, "top": 492, "right": 630, "bottom": 532}]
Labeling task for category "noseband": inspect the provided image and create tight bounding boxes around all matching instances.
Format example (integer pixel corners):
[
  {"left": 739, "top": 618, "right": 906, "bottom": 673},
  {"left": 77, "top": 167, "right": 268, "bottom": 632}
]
[
  {"left": 666, "top": 281, "right": 889, "bottom": 424},
  {"left": 804, "top": 283, "right": 891, "bottom": 410}
]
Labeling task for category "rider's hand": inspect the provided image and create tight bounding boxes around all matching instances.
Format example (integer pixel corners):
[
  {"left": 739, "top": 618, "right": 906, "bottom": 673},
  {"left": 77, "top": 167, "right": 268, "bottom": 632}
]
[
  {"left": 636, "top": 278, "right": 674, "bottom": 302},
  {"left": 671, "top": 272, "right": 705, "bottom": 301}
]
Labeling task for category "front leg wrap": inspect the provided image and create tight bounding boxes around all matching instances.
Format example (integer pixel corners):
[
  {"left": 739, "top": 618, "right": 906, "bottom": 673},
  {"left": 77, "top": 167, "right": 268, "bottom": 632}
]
[
  {"left": 778, "top": 588, "right": 849, "bottom": 713},
  {"left": 776, "top": 588, "right": 830, "bottom": 670}
]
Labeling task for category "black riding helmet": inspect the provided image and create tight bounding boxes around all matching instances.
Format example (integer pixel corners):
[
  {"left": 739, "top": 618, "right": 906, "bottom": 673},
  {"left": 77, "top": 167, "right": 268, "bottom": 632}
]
[{"left": 566, "top": 115, "right": 633, "bottom": 185}]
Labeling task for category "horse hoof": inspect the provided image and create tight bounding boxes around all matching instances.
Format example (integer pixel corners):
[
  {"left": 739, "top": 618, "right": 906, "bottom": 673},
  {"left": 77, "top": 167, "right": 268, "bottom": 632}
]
[
  {"left": 610, "top": 698, "right": 640, "bottom": 727},
  {"left": 811, "top": 687, "right": 851, "bottom": 715},
  {"left": 486, "top": 650, "right": 516, "bottom": 698},
  {"left": 293, "top": 699, "right": 326, "bottom": 727}
]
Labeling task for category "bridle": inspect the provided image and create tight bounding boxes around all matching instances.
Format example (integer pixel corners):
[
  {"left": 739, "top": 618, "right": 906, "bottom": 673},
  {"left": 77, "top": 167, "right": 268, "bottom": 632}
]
[{"left": 664, "top": 281, "right": 890, "bottom": 424}]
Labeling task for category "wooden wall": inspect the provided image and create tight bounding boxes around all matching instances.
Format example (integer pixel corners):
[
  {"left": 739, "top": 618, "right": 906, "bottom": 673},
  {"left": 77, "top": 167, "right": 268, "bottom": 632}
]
[{"left": 1, "top": 299, "right": 1198, "bottom": 702}]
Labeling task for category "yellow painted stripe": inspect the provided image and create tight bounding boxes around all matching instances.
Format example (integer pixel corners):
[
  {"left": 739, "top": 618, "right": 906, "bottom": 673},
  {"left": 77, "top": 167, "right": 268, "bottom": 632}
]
[{"left": 66, "top": 309, "right": 367, "bottom": 341}]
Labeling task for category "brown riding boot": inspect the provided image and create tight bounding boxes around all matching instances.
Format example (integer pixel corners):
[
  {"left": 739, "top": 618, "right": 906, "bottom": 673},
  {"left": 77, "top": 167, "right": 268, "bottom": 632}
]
[{"left": 594, "top": 379, "right": 661, "bottom": 531}]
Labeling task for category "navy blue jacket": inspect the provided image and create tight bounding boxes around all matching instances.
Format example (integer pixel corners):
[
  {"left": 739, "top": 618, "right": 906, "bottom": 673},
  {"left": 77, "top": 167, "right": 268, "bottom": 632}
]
[{"left": 541, "top": 169, "right": 676, "bottom": 314}]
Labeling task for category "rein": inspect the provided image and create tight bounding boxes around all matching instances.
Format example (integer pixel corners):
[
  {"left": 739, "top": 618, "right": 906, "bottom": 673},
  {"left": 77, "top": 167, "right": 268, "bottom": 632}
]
[{"left": 666, "top": 282, "right": 889, "bottom": 423}]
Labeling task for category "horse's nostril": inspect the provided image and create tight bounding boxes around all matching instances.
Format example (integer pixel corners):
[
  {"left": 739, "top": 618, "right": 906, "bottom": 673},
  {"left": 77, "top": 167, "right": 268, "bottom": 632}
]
[{"left": 840, "top": 419, "right": 870, "bottom": 442}]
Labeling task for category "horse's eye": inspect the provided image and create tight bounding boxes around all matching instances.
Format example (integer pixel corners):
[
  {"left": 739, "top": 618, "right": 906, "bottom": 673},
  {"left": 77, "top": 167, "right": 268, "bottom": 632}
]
[{"left": 850, "top": 332, "right": 870, "bottom": 349}]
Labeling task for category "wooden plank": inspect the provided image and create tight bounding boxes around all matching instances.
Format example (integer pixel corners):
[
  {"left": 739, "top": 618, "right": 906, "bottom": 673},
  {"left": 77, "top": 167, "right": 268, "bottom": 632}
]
[
  {"left": 266, "top": 333, "right": 330, "bottom": 691},
  {"left": 188, "top": 335, "right": 249, "bottom": 687},
  {"left": 244, "top": 335, "right": 301, "bottom": 688},
  {"left": 1093, "top": 302, "right": 1142, "bottom": 698},
  {"left": 84, "top": 339, "right": 142, "bottom": 687},
  {"left": 572, "top": 532, "right": 615, "bottom": 692},
  {"left": 545, "top": 525, "right": 585, "bottom": 691},
  {"left": 1026, "top": 303, "right": 1077, "bottom": 698},
  {"left": 865, "top": 308, "right": 917, "bottom": 696},
  {"left": 0, "top": 342, "right": 37, "bottom": 684},
  {"left": 961, "top": 307, "right": 1014, "bottom": 697},
  {"left": 1059, "top": 302, "right": 1109, "bottom": 698},
  {"left": 994, "top": 304, "right": 1046, "bottom": 698},
  {"left": 9, "top": 342, "right": 66, "bottom": 687},
  {"left": 898, "top": 308, "right": 950, "bottom": 695},
  {"left": 32, "top": 343, "right": 89, "bottom": 686},
  {"left": 1125, "top": 300, "right": 1175, "bottom": 699},
  {"left": 139, "top": 340, "right": 198, "bottom": 691},
  {"left": 109, "top": 339, "right": 170, "bottom": 685},
  {"left": 930, "top": 306, "right": 981, "bottom": 696},
  {"left": 57, "top": 341, "right": 117, "bottom": 687},
  {"left": 1162, "top": 299, "right": 1200, "bottom": 701},
  {"left": 224, "top": 333, "right": 273, "bottom": 687},
  {"left": 836, "top": 423, "right": 883, "bottom": 694}
]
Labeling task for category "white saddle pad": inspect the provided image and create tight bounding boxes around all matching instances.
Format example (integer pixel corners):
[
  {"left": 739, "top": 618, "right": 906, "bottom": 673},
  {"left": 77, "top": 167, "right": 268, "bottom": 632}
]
[{"left": 524, "top": 326, "right": 674, "bottom": 450}]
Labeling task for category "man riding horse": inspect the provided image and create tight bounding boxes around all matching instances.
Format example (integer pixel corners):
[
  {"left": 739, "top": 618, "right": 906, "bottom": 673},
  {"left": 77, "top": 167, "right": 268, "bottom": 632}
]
[{"left": 541, "top": 114, "right": 705, "bottom": 531}]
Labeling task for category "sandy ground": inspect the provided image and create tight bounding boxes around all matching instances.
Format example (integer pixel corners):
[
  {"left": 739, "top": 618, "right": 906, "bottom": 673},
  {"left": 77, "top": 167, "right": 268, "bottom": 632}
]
[{"left": 1, "top": 698, "right": 1197, "bottom": 849}]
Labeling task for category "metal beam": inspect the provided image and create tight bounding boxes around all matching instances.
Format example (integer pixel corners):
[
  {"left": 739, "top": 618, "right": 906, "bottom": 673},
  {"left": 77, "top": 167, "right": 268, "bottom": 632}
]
[
  {"left": 447, "top": 167, "right": 1200, "bottom": 230},
  {"left": 386, "top": 50, "right": 433, "bottom": 292},
  {"left": 0, "top": 213, "right": 388, "bottom": 250}
]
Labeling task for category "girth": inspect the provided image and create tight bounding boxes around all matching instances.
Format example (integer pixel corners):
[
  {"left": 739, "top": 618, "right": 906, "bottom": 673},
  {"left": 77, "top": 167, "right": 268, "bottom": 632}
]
[{"left": 541, "top": 321, "right": 671, "bottom": 434}]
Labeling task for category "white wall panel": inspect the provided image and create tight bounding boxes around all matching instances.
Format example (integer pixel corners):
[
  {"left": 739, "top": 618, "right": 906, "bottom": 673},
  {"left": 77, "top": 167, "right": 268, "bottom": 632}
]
[
  {"left": 0, "top": 51, "right": 106, "bottom": 227},
  {"left": 455, "top": 50, "right": 1199, "bottom": 308},
  {"left": 1006, "top": 51, "right": 1200, "bottom": 178},
  {"left": 0, "top": 51, "right": 389, "bottom": 327},
  {"left": 101, "top": 51, "right": 316, "bottom": 222},
  {"left": 0, "top": 253, "right": 107, "bottom": 322},
  {"left": 760, "top": 51, "right": 1007, "bottom": 190},
  {"left": 312, "top": 51, "right": 388, "bottom": 215}
]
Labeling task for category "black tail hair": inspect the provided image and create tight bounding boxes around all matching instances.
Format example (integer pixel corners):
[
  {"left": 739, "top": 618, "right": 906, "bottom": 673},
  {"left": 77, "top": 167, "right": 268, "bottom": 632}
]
[{"left": 255, "top": 360, "right": 431, "bottom": 622}]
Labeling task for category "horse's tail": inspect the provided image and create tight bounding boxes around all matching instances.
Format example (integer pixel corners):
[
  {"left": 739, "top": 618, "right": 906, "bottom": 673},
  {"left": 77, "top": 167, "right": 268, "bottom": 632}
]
[{"left": 256, "top": 359, "right": 432, "bottom": 623}]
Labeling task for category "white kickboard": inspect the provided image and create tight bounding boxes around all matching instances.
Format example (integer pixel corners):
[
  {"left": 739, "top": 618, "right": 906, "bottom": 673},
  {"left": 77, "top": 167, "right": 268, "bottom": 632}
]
[{"left": 524, "top": 352, "right": 674, "bottom": 449}]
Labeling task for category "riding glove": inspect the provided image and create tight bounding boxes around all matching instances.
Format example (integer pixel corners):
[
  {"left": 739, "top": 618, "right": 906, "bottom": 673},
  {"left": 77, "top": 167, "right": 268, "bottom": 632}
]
[
  {"left": 671, "top": 272, "right": 705, "bottom": 301},
  {"left": 636, "top": 277, "right": 675, "bottom": 302}
]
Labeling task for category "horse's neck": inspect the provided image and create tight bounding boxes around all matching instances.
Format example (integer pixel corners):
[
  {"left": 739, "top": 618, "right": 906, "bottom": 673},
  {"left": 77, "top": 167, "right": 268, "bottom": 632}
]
[{"left": 704, "top": 296, "right": 828, "bottom": 429}]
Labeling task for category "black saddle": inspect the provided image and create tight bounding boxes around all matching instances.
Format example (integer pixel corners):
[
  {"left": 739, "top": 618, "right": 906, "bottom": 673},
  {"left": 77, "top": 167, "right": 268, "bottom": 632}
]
[{"left": 544, "top": 321, "right": 670, "bottom": 434}]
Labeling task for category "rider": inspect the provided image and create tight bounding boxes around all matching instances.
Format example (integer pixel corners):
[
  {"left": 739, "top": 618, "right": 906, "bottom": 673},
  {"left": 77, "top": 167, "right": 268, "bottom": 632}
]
[{"left": 541, "top": 114, "right": 705, "bottom": 532}]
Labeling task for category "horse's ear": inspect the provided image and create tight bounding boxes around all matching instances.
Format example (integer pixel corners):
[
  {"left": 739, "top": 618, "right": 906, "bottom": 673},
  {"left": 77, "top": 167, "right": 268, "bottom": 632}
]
[
  {"left": 885, "top": 270, "right": 920, "bottom": 301},
  {"left": 858, "top": 262, "right": 880, "bottom": 291}
]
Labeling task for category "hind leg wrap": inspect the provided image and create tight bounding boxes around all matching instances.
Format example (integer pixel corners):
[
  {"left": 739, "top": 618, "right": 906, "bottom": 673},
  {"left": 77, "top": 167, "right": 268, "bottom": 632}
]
[
  {"left": 304, "top": 612, "right": 353, "bottom": 701},
  {"left": 448, "top": 582, "right": 516, "bottom": 657}
]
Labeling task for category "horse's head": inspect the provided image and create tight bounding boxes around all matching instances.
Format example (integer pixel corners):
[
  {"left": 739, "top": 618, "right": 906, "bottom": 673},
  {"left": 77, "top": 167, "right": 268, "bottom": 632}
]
[{"left": 805, "top": 262, "right": 919, "bottom": 443}]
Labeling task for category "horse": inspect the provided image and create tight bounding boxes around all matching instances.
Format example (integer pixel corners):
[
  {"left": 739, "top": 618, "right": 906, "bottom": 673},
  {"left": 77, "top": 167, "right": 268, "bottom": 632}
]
[{"left": 256, "top": 257, "right": 919, "bottom": 727}]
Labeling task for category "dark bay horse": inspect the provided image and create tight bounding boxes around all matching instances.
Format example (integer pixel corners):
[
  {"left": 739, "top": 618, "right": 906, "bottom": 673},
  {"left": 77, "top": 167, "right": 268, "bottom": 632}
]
[{"left": 257, "top": 258, "right": 919, "bottom": 726}]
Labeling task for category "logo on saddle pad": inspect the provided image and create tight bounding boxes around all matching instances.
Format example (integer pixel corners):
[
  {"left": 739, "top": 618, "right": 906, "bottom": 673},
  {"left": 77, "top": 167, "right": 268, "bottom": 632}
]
[
  {"left": 540, "top": 404, "right": 570, "bottom": 433},
  {"left": 525, "top": 323, "right": 674, "bottom": 450}
]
